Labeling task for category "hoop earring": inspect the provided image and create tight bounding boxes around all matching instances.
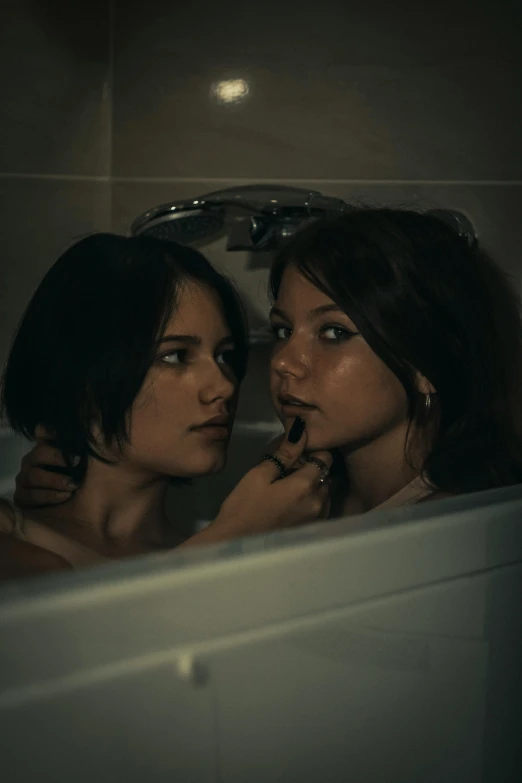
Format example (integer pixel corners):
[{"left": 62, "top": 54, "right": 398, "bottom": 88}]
[{"left": 425, "top": 393, "right": 431, "bottom": 413}]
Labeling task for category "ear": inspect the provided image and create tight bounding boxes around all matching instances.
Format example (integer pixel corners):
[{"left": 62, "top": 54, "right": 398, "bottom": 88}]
[{"left": 415, "top": 371, "right": 436, "bottom": 396}]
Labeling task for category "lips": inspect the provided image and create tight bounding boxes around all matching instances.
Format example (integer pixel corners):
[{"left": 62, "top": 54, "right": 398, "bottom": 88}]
[
  {"left": 194, "top": 414, "right": 230, "bottom": 428},
  {"left": 191, "top": 414, "right": 231, "bottom": 441},
  {"left": 277, "top": 393, "right": 317, "bottom": 411}
]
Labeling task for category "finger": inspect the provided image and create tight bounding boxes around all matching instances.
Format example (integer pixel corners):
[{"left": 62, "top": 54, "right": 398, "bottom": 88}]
[
  {"left": 34, "top": 424, "right": 57, "bottom": 443},
  {"left": 263, "top": 433, "right": 285, "bottom": 453},
  {"left": 297, "top": 450, "right": 334, "bottom": 486},
  {"left": 22, "top": 443, "right": 69, "bottom": 468},
  {"left": 263, "top": 416, "right": 307, "bottom": 480},
  {"left": 305, "top": 449, "right": 334, "bottom": 468},
  {"left": 13, "top": 488, "right": 72, "bottom": 508},
  {"left": 22, "top": 466, "right": 78, "bottom": 492},
  {"left": 307, "top": 483, "right": 331, "bottom": 522}
]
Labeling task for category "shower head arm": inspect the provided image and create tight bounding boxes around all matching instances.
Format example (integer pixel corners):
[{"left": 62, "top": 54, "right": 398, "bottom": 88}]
[{"left": 131, "top": 184, "right": 477, "bottom": 252}]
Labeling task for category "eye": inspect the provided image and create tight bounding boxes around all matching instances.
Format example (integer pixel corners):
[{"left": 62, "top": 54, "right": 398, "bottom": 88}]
[
  {"left": 160, "top": 349, "right": 188, "bottom": 365},
  {"left": 216, "top": 348, "right": 236, "bottom": 366},
  {"left": 320, "top": 326, "right": 355, "bottom": 342},
  {"left": 271, "top": 325, "right": 292, "bottom": 340}
]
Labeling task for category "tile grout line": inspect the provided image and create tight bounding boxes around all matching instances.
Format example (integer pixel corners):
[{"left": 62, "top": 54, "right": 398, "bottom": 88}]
[
  {"left": 1, "top": 173, "right": 522, "bottom": 186},
  {"left": 111, "top": 177, "right": 522, "bottom": 186},
  {"left": 0, "top": 173, "right": 110, "bottom": 182},
  {"left": 107, "top": 0, "right": 115, "bottom": 229}
]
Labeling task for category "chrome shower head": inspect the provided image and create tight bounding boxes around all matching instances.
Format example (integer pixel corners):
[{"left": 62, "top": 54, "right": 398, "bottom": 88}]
[
  {"left": 131, "top": 185, "right": 349, "bottom": 251},
  {"left": 131, "top": 201, "right": 226, "bottom": 245},
  {"left": 131, "top": 185, "right": 477, "bottom": 253},
  {"left": 426, "top": 209, "right": 477, "bottom": 248}
]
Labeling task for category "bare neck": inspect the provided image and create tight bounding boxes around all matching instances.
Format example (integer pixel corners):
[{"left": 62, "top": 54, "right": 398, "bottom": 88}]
[
  {"left": 32, "top": 458, "right": 174, "bottom": 550},
  {"left": 339, "top": 423, "right": 422, "bottom": 515}
]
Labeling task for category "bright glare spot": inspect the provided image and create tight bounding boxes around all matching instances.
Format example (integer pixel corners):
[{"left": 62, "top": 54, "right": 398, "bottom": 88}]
[{"left": 211, "top": 78, "right": 249, "bottom": 104}]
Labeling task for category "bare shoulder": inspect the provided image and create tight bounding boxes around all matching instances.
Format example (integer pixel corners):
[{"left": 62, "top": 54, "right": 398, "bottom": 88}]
[{"left": 0, "top": 531, "right": 73, "bottom": 580}]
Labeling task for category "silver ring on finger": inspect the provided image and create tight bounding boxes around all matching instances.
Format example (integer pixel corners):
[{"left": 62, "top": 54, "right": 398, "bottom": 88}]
[
  {"left": 305, "top": 456, "right": 330, "bottom": 484},
  {"left": 262, "top": 453, "right": 288, "bottom": 480}
]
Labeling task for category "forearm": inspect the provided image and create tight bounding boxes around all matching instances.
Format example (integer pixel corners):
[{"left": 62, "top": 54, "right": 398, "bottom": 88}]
[{"left": 176, "top": 515, "right": 243, "bottom": 549}]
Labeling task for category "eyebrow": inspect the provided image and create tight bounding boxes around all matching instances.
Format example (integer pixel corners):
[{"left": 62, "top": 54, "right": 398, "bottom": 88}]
[
  {"left": 157, "top": 335, "right": 201, "bottom": 346},
  {"left": 157, "top": 334, "right": 235, "bottom": 348},
  {"left": 269, "top": 304, "right": 345, "bottom": 321}
]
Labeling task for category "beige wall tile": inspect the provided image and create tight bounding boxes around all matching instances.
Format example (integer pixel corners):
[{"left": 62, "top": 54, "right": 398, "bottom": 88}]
[
  {"left": 0, "top": 0, "right": 110, "bottom": 175},
  {"left": 112, "top": 0, "right": 522, "bottom": 180}
]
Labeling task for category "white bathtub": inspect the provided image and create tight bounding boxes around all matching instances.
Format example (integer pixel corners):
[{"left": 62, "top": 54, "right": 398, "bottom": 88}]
[{"left": 0, "top": 484, "right": 521, "bottom": 782}]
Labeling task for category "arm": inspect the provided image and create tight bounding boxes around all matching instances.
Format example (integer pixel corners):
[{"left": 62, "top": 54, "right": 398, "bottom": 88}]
[
  {"left": 14, "top": 423, "right": 332, "bottom": 553},
  {"left": 14, "top": 437, "right": 79, "bottom": 510},
  {"left": 179, "top": 423, "right": 332, "bottom": 548}
]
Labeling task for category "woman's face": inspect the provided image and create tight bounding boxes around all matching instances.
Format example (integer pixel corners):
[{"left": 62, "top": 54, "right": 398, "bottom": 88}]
[
  {"left": 269, "top": 265, "right": 410, "bottom": 452},
  {"left": 122, "top": 280, "right": 239, "bottom": 478}
]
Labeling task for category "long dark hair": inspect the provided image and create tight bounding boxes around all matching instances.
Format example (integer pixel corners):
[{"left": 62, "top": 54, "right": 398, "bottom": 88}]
[
  {"left": 2, "top": 234, "right": 248, "bottom": 480},
  {"left": 270, "top": 208, "right": 522, "bottom": 493}
]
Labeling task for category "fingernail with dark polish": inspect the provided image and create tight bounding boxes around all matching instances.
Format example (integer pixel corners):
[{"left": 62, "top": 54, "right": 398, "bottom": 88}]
[{"left": 287, "top": 416, "right": 305, "bottom": 443}]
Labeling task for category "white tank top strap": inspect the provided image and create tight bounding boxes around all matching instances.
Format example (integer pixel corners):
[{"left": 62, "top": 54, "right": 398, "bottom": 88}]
[{"left": 373, "top": 476, "right": 434, "bottom": 511}]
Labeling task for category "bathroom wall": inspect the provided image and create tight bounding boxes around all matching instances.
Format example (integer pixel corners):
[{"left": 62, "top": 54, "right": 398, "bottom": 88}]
[
  {"left": 111, "top": 0, "right": 522, "bottom": 280},
  {"left": 109, "top": 0, "right": 522, "bottom": 527},
  {"left": 0, "top": 0, "right": 111, "bottom": 366},
  {"left": 1, "top": 0, "right": 521, "bottom": 527}
]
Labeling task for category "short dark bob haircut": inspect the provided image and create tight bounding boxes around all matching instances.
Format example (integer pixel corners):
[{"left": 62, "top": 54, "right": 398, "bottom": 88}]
[
  {"left": 2, "top": 234, "right": 248, "bottom": 479},
  {"left": 270, "top": 207, "right": 522, "bottom": 494}
]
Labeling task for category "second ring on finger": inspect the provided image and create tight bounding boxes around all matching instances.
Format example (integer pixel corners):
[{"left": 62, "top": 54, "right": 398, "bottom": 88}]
[{"left": 305, "top": 456, "right": 330, "bottom": 483}]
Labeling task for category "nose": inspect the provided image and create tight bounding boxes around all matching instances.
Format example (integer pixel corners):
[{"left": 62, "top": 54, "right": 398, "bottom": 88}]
[
  {"left": 271, "top": 336, "right": 309, "bottom": 380},
  {"left": 199, "top": 359, "right": 237, "bottom": 405}
]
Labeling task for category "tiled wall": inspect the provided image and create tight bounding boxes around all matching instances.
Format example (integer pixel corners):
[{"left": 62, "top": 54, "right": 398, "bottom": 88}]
[
  {"left": 0, "top": 0, "right": 111, "bottom": 364},
  {"left": 1, "top": 0, "right": 522, "bottom": 525},
  {"left": 111, "top": 0, "right": 522, "bottom": 276}
]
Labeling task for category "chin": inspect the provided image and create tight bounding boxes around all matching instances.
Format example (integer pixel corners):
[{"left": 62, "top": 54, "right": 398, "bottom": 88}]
[
  {"left": 167, "top": 449, "right": 228, "bottom": 479},
  {"left": 200, "top": 452, "right": 228, "bottom": 475},
  {"left": 302, "top": 430, "right": 340, "bottom": 453}
]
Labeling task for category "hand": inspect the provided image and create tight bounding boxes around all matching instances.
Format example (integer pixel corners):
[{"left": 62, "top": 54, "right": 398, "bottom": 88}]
[
  {"left": 13, "top": 426, "right": 79, "bottom": 508},
  {"left": 181, "top": 418, "right": 332, "bottom": 547},
  {"left": 264, "top": 432, "right": 332, "bottom": 475},
  {"left": 263, "top": 431, "right": 309, "bottom": 470}
]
